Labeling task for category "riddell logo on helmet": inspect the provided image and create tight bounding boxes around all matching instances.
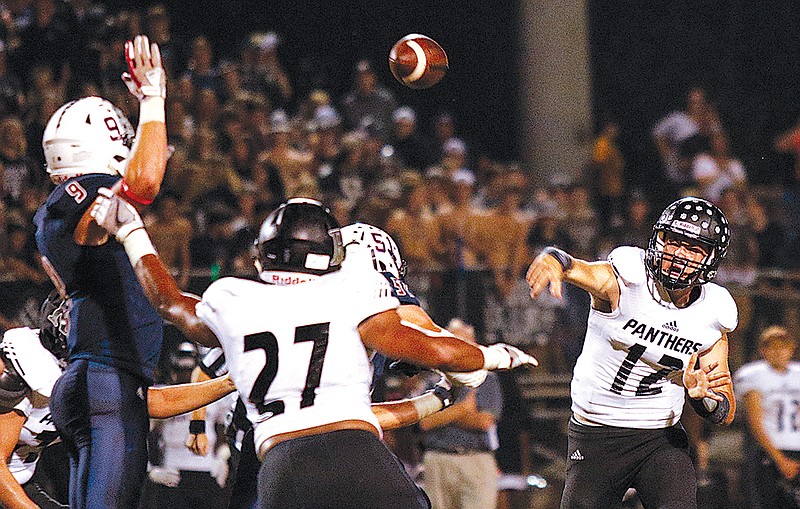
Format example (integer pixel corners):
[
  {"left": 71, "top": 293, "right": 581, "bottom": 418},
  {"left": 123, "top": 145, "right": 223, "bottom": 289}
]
[
  {"left": 672, "top": 220, "right": 701, "bottom": 235},
  {"left": 268, "top": 273, "right": 315, "bottom": 286}
]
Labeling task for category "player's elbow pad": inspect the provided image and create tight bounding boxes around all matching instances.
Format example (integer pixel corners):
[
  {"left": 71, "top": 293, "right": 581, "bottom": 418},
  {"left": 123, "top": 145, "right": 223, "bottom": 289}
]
[{"left": 687, "top": 390, "right": 731, "bottom": 425}]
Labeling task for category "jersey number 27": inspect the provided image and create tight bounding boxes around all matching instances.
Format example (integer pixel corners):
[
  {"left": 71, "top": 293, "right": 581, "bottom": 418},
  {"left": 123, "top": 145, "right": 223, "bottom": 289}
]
[{"left": 244, "top": 322, "right": 329, "bottom": 418}]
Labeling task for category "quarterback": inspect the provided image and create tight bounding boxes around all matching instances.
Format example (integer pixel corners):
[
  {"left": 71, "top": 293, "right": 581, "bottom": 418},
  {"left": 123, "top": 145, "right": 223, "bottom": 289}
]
[{"left": 527, "top": 196, "right": 737, "bottom": 509}]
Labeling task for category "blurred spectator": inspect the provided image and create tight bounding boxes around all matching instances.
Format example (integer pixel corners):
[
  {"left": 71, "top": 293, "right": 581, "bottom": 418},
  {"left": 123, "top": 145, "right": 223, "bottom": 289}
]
[
  {"left": 260, "top": 109, "right": 317, "bottom": 199},
  {"left": 588, "top": 120, "right": 624, "bottom": 228},
  {"left": 0, "top": 115, "right": 39, "bottom": 206},
  {"left": 12, "top": 0, "right": 77, "bottom": 86},
  {"left": 691, "top": 131, "right": 747, "bottom": 202},
  {"left": 735, "top": 326, "right": 800, "bottom": 509},
  {"left": 239, "top": 31, "right": 292, "bottom": 110},
  {"left": 194, "top": 87, "right": 220, "bottom": 130},
  {"left": 184, "top": 35, "right": 218, "bottom": 95},
  {"left": 439, "top": 137, "right": 468, "bottom": 180},
  {"left": 419, "top": 318, "right": 503, "bottom": 509},
  {"left": 775, "top": 116, "right": 800, "bottom": 179},
  {"left": 144, "top": 4, "right": 184, "bottom": 76},
  {"left": 425, "top": 112, "right": 457, "bottom": 165},
  {"left": 563, "top": 183, "right": 598, "bottom": 260},
  {"left": 435, "top": 168, "right": 488, "bottom": 336},
  {"left": 715, "top": 188, "right": 762, "bottom": 286},
  {"left": 179, "top": 127, "right": 243, "bottom": 210},
  {"left": 146, "top": 191, "right": 192, "bottom": 289},
  {"left": 389, "top": 106, "right": 430, "bottom": 172},
  {"left": 612, "top": 189, "right": 652, "bottom": 250},
  {"left": 652, "top": 87, "right": 722, "bottom": 190},
  {"left": 0, "top": 40, "right": 24, "bottom": 116},
  {"left": 341, "top": 59, "right": 396, "bottom": 140}
]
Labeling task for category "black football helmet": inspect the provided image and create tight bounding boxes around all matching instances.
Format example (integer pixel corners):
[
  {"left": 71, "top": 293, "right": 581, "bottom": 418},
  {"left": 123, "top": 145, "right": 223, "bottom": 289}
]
[
  {"left": 645, "top": 197, "right": 730, "bottom": 290},
  {"left": 253, "top": 198, "right": 345, "bottom": 278},
  {"left": 39, "top": 290, "right": 70, "bottom": 361}
]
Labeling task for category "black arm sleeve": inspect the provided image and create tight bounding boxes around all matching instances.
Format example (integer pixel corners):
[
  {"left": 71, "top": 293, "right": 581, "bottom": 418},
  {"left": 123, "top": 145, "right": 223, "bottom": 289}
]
[{"left": 687, "top": 390, "right": 731, "bottom": 425}]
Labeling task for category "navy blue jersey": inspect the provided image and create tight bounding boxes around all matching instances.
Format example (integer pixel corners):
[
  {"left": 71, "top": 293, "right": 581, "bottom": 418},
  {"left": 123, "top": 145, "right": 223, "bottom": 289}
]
[
  {"left": 370, "top": 271, "right": 420, "bottom": 385},
  {"left": 34, "top": 174, "right": 162, "bottom": 383}
]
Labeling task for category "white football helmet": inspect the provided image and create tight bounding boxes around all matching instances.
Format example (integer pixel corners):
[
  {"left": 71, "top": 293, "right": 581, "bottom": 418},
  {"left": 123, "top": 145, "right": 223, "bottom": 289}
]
[
  {"left": 42, "top": 96, "right": 135, "bottom": 183},
  {"left": 341, "top": 222, "right": 406, "bottom": 278}
]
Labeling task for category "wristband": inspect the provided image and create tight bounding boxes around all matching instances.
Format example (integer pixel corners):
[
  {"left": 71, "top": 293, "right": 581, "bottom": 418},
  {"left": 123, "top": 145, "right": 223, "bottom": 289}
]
[
  {"left": 687, "top": 390, "right": 730, "bottom": 425},
  {"left": 123, "top": 228, "right": 157, "bottom": 266},
  {"left": 121, "top": 180, "right": 154, "bottom": 206},
  {"left": 189, "top": 419, "right": 206, "bottom": 434},
  {"left": 432, "top": 383, "right": 453, "bottom": 409},
  {"left": 542, "top": 246, "right": 573, "bottom": 272},
  {"left": 138, "top": 97, "right": 166, "bottom": 124},
  {"left": 411, "top": 391, "right": 446, "bottom": 419}
]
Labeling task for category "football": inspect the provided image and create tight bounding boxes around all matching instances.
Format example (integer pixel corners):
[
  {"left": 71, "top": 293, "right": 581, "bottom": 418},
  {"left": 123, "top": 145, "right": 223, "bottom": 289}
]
[{"left": 388, "top": 34, "right": 448, "bottom": 89}]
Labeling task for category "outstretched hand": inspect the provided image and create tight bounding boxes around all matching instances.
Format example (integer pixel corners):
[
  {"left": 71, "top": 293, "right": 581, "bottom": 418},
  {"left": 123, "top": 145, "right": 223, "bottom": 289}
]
[
  {"left": 122, "top": 34, "right": 166, "bottom": 100},
  {"left": 480, "top": 343, "right": 539, "bottom": 370},
  {"left": 683, "top": 351, "right": 731, "bottom": 401},
  {"left": 526, "top": 252, "right": 566, "bottom": 300},
  {"left": 89, "top": 187, "right": 144, "bottom": 242}
]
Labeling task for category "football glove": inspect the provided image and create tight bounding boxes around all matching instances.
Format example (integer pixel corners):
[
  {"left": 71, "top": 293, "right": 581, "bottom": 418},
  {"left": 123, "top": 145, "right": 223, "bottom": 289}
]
[
  {"left": 479, "top": 343, "right": 538, "bottom": 370},
  {"left": 90, "top": 187, "right": 144, "bottom": 243},
  {"left": 122, "top": 35, "right": 166, "bottom": 100}
]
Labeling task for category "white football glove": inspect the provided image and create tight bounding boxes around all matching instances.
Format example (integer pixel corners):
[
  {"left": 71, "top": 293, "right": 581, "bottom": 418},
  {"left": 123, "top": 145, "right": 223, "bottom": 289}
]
[
  {"left": 122, "top": 35, "right": 166, "bottom": 100},
  {"left": 211, "top": 443, "right": 231, "bottom": 488},
  {"left": 89, "top": 187, "right": 144, "bottom": 243},
  {"left": 148, "top": 467, "right": 180, "bottom": 487},
  {"left": 479, "top": 343, "right": 539, "bottom": 370},
  {"left": 444, "top": 369, "right": 489, "bottom": 388}
]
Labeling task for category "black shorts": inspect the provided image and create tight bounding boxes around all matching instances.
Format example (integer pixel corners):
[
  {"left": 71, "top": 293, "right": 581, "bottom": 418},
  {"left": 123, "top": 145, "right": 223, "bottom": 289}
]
[
  {"left": 257, "top": 428, "right": 430, "bottom": 509},
  {"left": 561, "top": 418, "right": 697, "bottom": 509}
]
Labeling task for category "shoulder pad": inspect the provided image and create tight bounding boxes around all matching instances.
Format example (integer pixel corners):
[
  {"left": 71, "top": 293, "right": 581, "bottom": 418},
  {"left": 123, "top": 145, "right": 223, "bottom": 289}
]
[
  {"left": 608, "top": 246, "right": 647, "bottom": 286},
  {"left": 1, "top": 327, "right": 62, "bottom": 397},
  {"left": 705, "top": 283, "right": 738, "bottom": 333}
]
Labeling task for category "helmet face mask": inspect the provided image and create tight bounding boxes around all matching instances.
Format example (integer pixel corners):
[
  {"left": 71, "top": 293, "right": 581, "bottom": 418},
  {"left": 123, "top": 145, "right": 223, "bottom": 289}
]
[
  {"left": 645, "top": 197, "right": 730, "bottom": 290},
  {"left": 341, "top": 223, "right": 407, "bottom": 279},
  {"left": 38, "top": 290, "right": 70, "bottom": 362},
  {"left": 253, "top": 198, "right": 344, "bottom": 281},
  {"left": 42, "top": 96, "right": 135, "bottom": 183}
]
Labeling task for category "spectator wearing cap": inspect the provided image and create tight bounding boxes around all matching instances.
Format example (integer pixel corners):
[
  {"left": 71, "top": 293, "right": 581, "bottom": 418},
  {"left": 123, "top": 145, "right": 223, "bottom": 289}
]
[
  {"left": 434, "top": 168, "right": 490, "bottom": 337},
  {"left": 260, "top": 109, "right": 317, "bottom": 199},
  {"left": 440, "top": 137, "right": 469, "bottom": 180},
  {"left": 239, "top": 31, "right": 292, "bottom": 110},
  {"left": 389, "top": 106, "right": 431, "bottom": 172},
  {"left": 341, "top": 59, "right": 397, "bottom": 141}
]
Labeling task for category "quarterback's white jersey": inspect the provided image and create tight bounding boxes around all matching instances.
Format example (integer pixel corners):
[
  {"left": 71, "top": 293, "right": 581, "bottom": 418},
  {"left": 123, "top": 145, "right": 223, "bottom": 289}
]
[
  {"left": 195, "top": 264, "right": 400, "bottom": 456},
  {"left": 734, "top": 360, "right": 800, "bottom": 451},
  {"left": 571, "top": 247, "right": 738, "bottom": 429},
  {"left": 0, "top": 328, "right": 63, "bottom": 484}
]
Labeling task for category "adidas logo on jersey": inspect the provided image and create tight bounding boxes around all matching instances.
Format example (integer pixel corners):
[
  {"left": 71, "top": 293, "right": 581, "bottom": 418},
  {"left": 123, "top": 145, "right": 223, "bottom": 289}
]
[
  {"left": 661, "top": 320, "right": 679, "bottom": 332},
  {"left": 570, "top": 449, "right": 584, "bottom": 461}
]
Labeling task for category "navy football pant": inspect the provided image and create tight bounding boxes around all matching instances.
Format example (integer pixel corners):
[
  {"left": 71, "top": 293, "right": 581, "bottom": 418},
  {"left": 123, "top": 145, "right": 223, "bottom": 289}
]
[{"left": 50, "top": 360, "right": 150, "bottom": 509}]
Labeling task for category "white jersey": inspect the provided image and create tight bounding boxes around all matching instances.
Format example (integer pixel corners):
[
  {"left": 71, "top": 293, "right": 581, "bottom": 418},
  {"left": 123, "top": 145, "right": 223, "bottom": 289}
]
[
  {"left": 571, "top": 247, "right": 738, "bottom": 429},
  {"left": 734, "top": 360, "right": 800, "bottom": 451},
  {"left": 1, "top": 328, "right": 63, "bottom": 484},
  {"left": 196, "top": 264, "right": 399, "bottom": 455}
]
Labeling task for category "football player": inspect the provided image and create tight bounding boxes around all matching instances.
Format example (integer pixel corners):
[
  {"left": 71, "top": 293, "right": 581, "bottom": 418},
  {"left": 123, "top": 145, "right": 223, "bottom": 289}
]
[
  {"left": 184, "top": 222, "right": 469, "bottom": 509},
  {"left": 32, "top": 35, "right": 168, "bottom": 509},
  {"left": 89, "top": 195, "right": 537, "bottom": 508},
  {"left": 0, "top": 293, "right": 237, "bottom": 509},
  {"left": 526, "top": 196, "right": 737, "bottom": 509},
  {"left": 735, "top": 326, "right": 800, "bottom": 508}
]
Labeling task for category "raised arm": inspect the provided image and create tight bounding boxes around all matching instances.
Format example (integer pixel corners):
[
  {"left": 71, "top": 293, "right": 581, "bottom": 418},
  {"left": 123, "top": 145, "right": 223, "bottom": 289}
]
[
  {"left": 90, "top": 188, "right": 219, "bottom": 347},
  {"left": 147, "top": 373, "right": 236, "bottom": 419},
  {"left": 526, "top": 246, "right": 620, "bottom": 311}
]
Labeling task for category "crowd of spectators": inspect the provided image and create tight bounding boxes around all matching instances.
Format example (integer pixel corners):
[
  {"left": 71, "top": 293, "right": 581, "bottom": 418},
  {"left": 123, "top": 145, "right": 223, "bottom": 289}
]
[{"left": 2, "top": 1, "right": 800, "bottom": 506}]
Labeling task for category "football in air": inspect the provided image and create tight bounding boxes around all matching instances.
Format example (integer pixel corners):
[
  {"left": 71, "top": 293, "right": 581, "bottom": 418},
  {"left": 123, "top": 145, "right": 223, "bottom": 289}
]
[{"left": 388, "top": 34, "right": 448, "bottom": 89}]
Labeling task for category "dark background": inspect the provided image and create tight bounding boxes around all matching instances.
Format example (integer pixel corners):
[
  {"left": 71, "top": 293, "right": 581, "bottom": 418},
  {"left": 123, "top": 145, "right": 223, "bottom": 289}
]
[{"left": 112, "top": 0, "right": 800, "bottom": 191}]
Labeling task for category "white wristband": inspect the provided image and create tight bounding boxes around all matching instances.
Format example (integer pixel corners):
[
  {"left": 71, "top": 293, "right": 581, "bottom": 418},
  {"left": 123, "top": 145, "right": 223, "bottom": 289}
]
[
  {"left": 138, "top": 97, "right": 165, "bottom": 124},
  {"left": 123, "top": 227, "right": 157, "bottom": 266},
  {"left": 411, "top": 391, "right": 444, "bottom": 419}
]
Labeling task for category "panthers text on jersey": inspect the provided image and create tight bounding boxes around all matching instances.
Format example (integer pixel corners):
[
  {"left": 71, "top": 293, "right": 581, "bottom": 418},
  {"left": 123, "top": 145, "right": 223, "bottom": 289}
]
[
  {"left": 571, "top": 246, "right": 738, "bottom": 428},
  {"left": 195, "top": 262, "right": 401, "bottom": 457},
  {"left": 735, "top": 359, "right": 800, "bottom": 451},
  {"left": 0, "top": 328, "right": 63, "bottom": 484}
]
